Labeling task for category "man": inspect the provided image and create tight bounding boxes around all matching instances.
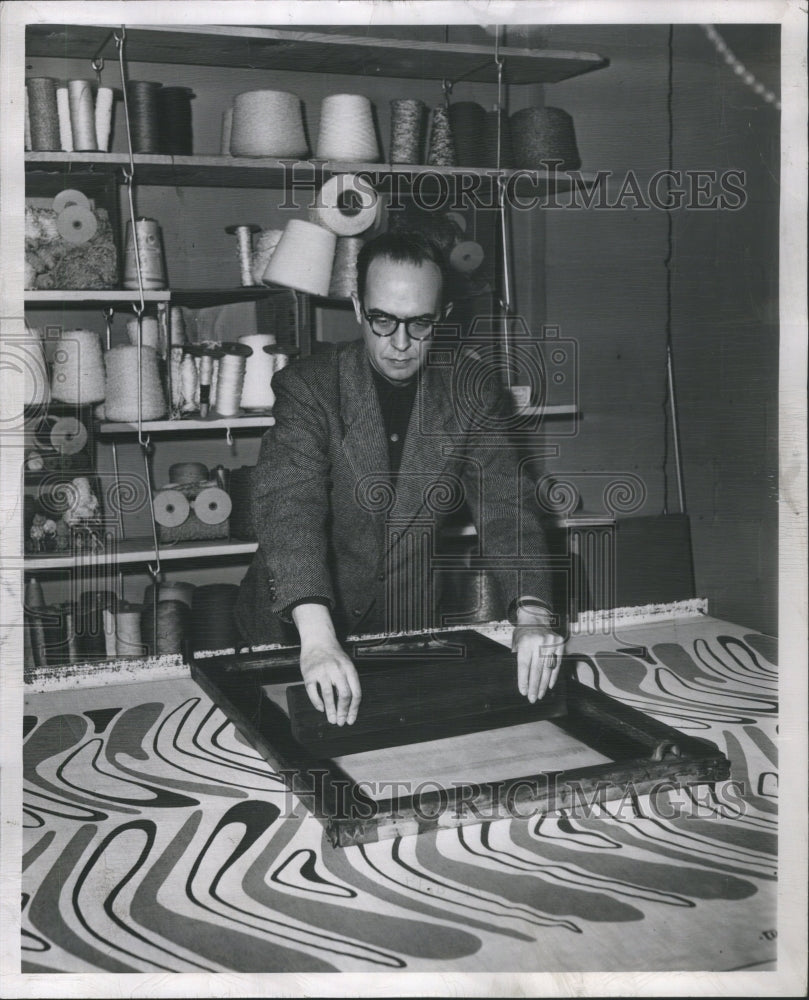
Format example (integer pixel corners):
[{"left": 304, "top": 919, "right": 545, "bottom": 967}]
[{"left": 235, "top": 231, "right": 564, "bottom": 726}]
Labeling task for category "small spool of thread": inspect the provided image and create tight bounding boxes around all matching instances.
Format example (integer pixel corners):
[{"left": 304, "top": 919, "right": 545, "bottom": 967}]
[
  {"left": 193, "top": 486, "right": 232, "bottom": 525},
  {"left": 158, "top": 86, "right": 194, "bottom": 155},
  {"left": 390, "top": 98, "right": 427, "bottom": 164},
  {"left": 116, "top": 604, "right": 145, "bottom": 657},
  {"left": 142, "top": 599, "right": 189, "bottom": 656},
  {"left": 328, "top": 236, "right": 363, "bottom": 299},
  {"left": 449, "top": 240, "right": 484, "bottom": 273},
  {"left": 191, "top": 584, "right": 240, "bottom": 653},
  {"left": 225, "top": 224, "right": 260, "bottom": 287},
  {"left": 169, "top": 306, "right": 187, "bottom": 345},
  {"left": 193, "top": 348, "right": 219, "bottom": 418},
  {"left": 67, "top": 79, "right": 98, "bottom": 151},
  {"left": 53, "top": 188, "right": 91, "bottom": 214},
  {"left": 153, "top": 488, "right": 191, "bottom": 528},
  {"left": 104, "top": 344, "right": 167, "bottom": 421},
  {"left": 49, "top": 415, "right": 88, "bottom": 455},
  {"left": 178, "top": 351, "right": 198, "bottom": 413},
  {"left": 214, "top": 342, "right": 252, "bottom": 417},
  {"left": 123, "top": 218, "right": 168, "bottom": 290},
  {"left": 252, "top": 229, "right": 283, "bottom": 284},
  {"left": 126, "top": 316, "right": 161, "bottom": 352},
  {"left": 26, "top": 78, "right": 60, "bottom": 151},
  {"left": 238, "top": 333, "right": 277, "bottom": 410},
  {"left": 427, "top": 105, "right": 457, "bottom": 167},
  {"left": 56, "top": 204, "right": 98, "bottom": 244},
  {"left": 127, "top": 80, "right": 162, "bottom": 154},
  {"left": 56, "top": 86, "right": 74, "bottom": 151},
  {"left": 102, "top": 607, "right": 117, "bottom": 657},
  {"left": 94, "top": 87, "right": 114, "bottom": 152},
  {"left": 221, "top": 107, "right": 234, "bottom": 155},
  {"left": 169, "top": 461, "right": 209, "bottom": 486},
  {"left": 51, "top": 328, "right": 106, "bottom": 404}
]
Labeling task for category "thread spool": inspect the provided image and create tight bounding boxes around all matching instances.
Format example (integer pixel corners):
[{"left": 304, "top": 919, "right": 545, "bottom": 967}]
[
  {"left": 158, "top": 86, "right": 194, "bottom": 155},
  {"left": 191, "top": 584, "right": 240, "bottom": 653},
  {"left": 252, "top": 229, "right": 283, "bottom": 284},
  {"left": 127, "top": 80, "right": 162, "bottom": 154},
  {"left": 264, "top": 219, "right": 337, "bottom": 297},
  {"left": 53, "top": 189, "right": 90, "bottom": 214},
  {"left": 328, "top": 236, "right": 363, "bottom": 298},
  {"left": 168, "top": 461, "right": 209, "bottom": 486},
  {"left": 102, "top": 607, "right": 117, "bottom": 656},
  {"left": 56, "top": 204, "right": 98, "bottom": 244},
  {"left": 124, "top": 218, "right": 168, "bottom": 290},
  {"left": 238, "top": 334, "right": 277, "bottom": 410},
  {"left": 20, "top": 324, "right": 50, "bottom": 408},
  {"left": 221, "top": 107, "right": 234, "bottom": 154},
  {"left": 177, "top": 350, "right": 198, "bottom": 413},
  {"left": 56, "top": 86, "right": 73, "bottom": 151},
  {"left": 67, "top": 80, "right": 97, "bottom": 151},
  {"left": 227, "top": 465, "right": 256, "bottom": 541},
  {"left": 427, "top": 105, "right": 457, "bottom": 167},
  {"left": 188, "top": 345, "right": 221, "bottom": 418},
  {"left": 448, "top": 102, "right": 486, "bottom": 166},
  {"left": 169, "top": 306, "right": 187, "bottom": 346},
  {"left": 230, "top": 89, "right": 307, "bottom": 158},
  {"left": 116, "top": 604, "right": 145, "bottom": 657},
  {"left": 51, "top": 328, "right": 106, "bottom": 404},
  {"left": 94, "top": 86, "right": 114, "bottom": 152},
  {"left": 153, "top": 489, "right": 191, "bottom": 528},
  {"left": 49, "top": 415, "right": 88, "bottom": 455},
  {"left": 104, "top": 344, "right": 167, "bottom": 421},
  {"left": 214, "top": 342, "right": 251, "bottom": 416},
  {"left": 126, "top": 316, "right": 161, "bottom": 352},
  {"left": 316, "top": 93, "right": 379, "bottom": 162},
  {"left": 76, "top": 590, "right": 117, "bottom": 659},
  {"left": 509, "top": 106, "right": 581, "bottom": 170},
  {"left": 143, "top": 581, "right": 196, "bottom": 609},
  {"left": 310, "top": 174, "right": 380, "bottom": 236},
  {"left": 142, "top": 599, "right": 189, "bottom": 656},
  {"left": 390, "top": 98, "right": 427, "bottom": 164},
  {"left": 26, "top": 78, "right": 60, "bottom": 151},
  {"left": 225, "top": 224, "right": 260, "bottom": 287},
  {"left": 193, "top": 486, "right": 232, "bottom": 525},
  {"left": 449, "top": 240, "right": 484, "bottom": 273}
]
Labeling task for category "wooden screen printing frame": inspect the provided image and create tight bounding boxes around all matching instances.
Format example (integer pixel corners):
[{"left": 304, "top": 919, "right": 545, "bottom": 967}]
[{"left": 192, "top": 631, "right": 730, "bottom": 848}]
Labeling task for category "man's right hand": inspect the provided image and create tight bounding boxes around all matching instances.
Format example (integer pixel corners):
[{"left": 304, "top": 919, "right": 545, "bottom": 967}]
[{"left": 292, "top": 603, "right": 361, "bottom": 725}]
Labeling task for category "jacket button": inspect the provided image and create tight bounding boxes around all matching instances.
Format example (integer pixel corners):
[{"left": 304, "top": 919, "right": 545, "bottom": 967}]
[{"left": 352, "top": 608, "right": 363, "bottom": 617}]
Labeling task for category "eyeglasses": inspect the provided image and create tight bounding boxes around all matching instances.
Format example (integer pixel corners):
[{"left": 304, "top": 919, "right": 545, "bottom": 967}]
[{"left": 361, "top": 305, "right": 439, "bottom": 341}]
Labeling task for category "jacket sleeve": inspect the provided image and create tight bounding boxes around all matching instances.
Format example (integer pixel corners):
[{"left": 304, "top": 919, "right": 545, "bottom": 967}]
[
  {"left": 455, "top": 378, "right": 555, "bottom": 617},
  {"left": 251, "top": 365, "right": 336, "bottom": 620}
]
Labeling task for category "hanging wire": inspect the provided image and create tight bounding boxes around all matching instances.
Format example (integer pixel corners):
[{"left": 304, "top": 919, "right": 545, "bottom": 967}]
[
  {"left": 115, "top": 23, "right": 161, "bottom": 578},
  {"left": 492, "top": 25, "right": 514, "bottom": 387},
  {"left": 661, "top": 25, "right": 687, "bottom": 516},
  {"left": 91, "top": 56, "right": 104, "bottom": 88}
]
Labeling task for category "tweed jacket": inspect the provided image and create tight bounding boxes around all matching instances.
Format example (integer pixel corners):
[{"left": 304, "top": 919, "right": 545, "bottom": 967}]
[{"left": 235, "top": 338, "right": 553, "bottom": 646}]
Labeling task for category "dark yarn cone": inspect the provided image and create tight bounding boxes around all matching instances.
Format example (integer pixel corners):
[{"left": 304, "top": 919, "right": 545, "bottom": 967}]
[{"left": 509, "top": 106, "right": 581, "bottom": 170}]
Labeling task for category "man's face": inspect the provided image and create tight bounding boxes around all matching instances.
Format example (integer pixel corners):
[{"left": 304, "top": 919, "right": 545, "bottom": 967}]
[{"left": 353, "top": 256, "right": 443, "bottom": 383}]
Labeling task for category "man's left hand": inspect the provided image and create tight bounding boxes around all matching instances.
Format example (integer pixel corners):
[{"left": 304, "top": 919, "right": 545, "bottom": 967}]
[{"left": 512, "top": 625, "right": 566, "bottom": 702}]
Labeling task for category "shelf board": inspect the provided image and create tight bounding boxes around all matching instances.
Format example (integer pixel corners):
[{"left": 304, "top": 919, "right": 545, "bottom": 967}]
[
  {"left": 24, "top": 289, "right": 171, "bottom": 304},
  {"left": 25, "top": 153, "right": 604, "bottom": 195},
  {"left": 171, "top": 287, "right": 292, "bottom": 306},
  {"left": 98, "top": 414, "right": 274, "bottom": 434},
  {"left": 26, "top": 24, "right": 608, "bottom": 84},
  {"left": 25, "top": 537, "right": 258, "bottom": 570}
]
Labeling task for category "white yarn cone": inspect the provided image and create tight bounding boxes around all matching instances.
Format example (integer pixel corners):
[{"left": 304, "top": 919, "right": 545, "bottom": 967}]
[
  {"left": 50, "top": 328, "right": 106, "bottom": 404},
  {"left": 230, "top": 90, "right": 307, "bottom": 158},
  {"left": 264, "top": 219, "right": 336, "bottom": 296},
  {"left": 316, "top": 94, "right": 379, "bottom": 161}
]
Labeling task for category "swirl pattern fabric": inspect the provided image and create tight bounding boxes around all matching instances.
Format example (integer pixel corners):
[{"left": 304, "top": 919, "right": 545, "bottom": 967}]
[{"left": 22, "top": 614, "right": 777, "bottom": 973}]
